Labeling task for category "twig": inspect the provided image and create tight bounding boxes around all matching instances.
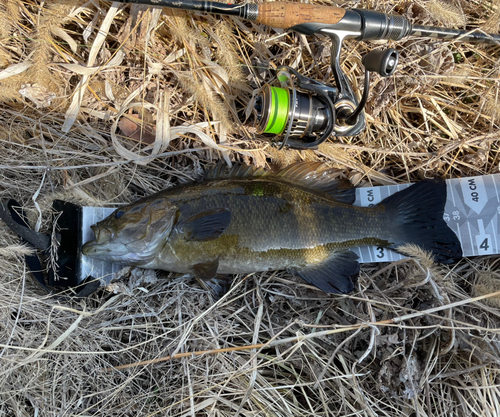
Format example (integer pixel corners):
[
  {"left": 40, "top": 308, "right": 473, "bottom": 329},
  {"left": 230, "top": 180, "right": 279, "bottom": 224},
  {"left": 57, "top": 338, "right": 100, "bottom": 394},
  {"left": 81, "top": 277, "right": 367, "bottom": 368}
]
[{"left": 106, "top": 290, "right": 500, "bottom": 371}]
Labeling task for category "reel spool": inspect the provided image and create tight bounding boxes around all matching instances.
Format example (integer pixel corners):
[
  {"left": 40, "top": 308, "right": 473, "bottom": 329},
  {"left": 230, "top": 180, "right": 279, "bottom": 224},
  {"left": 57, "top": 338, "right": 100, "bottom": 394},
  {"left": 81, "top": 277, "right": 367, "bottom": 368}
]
[{"left": 254, "top": 67, "right": 336, "bottom": 150}]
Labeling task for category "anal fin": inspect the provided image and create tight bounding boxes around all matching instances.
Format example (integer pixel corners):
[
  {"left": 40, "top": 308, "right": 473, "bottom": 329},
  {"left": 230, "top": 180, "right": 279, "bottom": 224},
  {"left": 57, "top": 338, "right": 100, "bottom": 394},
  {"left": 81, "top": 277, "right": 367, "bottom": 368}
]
[{"left": 295, "top": 250, "right": 359, "bottom": 294}]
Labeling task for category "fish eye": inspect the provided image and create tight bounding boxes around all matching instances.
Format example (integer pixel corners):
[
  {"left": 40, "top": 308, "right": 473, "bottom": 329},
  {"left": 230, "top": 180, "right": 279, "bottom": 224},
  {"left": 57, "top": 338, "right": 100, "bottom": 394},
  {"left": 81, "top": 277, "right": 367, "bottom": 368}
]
[{"left": 114, "top": 210, "right": 125, "bottom": 219}]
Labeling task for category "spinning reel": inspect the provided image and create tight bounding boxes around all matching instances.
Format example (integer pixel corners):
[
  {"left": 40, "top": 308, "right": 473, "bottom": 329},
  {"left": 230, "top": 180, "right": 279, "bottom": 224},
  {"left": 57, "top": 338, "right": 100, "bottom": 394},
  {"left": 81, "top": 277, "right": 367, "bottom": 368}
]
[{"left": 254, "top": 33, "right": 399, "bottom": 149}]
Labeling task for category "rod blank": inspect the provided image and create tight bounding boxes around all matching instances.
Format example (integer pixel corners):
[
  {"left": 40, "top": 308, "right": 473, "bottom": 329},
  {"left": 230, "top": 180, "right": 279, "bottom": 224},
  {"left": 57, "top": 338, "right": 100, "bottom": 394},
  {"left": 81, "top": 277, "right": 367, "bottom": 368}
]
[
  {"left": 411, "top": 25, "right": 500, "bottom": 44},
  {"left": 117, "top": 0, "right": 500, "bottom": 45}
]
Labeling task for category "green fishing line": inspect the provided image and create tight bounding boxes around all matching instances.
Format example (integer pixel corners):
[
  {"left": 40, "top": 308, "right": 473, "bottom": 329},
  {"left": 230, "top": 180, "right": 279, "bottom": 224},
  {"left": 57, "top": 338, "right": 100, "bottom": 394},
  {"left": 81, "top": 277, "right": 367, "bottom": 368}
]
[{"left": 264, "top": 87, "right": 289, "bottom": 134}]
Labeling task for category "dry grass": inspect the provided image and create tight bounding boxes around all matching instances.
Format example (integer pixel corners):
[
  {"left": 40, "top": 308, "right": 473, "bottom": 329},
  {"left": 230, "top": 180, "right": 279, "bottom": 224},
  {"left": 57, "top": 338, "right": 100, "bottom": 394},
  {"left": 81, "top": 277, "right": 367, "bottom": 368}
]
[{"left": 1, "top": 0, "right": 500, "bottom": 415}]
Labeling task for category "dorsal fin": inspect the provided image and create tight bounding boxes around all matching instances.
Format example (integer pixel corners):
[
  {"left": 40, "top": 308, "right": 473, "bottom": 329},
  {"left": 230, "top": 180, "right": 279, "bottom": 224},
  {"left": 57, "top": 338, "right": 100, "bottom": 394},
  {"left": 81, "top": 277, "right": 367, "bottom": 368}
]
[
  {"left": 277, "top": 162, "right": 355, "bottom": 204},
  {"left": 204, "top": 162, "right": 268, "bottom": 180},
  {"left": 204, "top": 161, "right": 355, "bottom": 204}
]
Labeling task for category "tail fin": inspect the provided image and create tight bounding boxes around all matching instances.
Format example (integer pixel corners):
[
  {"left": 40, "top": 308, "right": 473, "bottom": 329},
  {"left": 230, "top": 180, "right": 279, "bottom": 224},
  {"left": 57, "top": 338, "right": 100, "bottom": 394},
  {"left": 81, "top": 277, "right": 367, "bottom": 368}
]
[{"left": 381, "top": 180, "right": 462, "bottom": 263}]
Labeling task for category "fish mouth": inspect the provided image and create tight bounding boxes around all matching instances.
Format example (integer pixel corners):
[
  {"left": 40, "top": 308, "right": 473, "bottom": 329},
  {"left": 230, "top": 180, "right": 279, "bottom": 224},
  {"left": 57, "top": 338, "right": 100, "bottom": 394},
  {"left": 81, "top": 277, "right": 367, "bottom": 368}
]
[{"left": 81, "top": 240, "right": 96, "bottom": 256}]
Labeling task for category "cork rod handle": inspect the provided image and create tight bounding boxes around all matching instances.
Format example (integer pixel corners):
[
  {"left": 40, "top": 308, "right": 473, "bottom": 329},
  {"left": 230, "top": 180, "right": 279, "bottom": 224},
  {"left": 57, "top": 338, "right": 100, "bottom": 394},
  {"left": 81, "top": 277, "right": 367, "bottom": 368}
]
[{"left": 256, "top": 2, "right": 346, "bottom": 29}]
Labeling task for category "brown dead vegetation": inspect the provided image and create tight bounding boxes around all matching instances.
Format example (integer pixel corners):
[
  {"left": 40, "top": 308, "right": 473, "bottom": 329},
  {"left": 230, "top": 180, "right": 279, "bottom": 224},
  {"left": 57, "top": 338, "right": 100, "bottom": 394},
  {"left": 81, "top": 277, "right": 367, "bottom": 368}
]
[{"left": 0, "top": 0, "right": 500, "bottom": 415}]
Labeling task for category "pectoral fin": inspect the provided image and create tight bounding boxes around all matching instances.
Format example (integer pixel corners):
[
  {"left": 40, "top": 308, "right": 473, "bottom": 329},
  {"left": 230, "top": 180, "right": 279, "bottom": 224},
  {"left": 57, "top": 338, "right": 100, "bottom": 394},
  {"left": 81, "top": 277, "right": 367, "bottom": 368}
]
[
  {"left": 192, "top": 258, "right": 231, "bottom": 300},
  {"left": 177, "top": 208, "right": 231, "bottom": 241},
  {"left": 295, "top": 250, "right": 359, "bottom": 294}
]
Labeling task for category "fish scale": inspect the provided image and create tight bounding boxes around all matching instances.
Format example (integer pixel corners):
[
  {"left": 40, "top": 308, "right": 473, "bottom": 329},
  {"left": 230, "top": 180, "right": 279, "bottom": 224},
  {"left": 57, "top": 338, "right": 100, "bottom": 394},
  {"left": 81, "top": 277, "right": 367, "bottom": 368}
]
[{"left": 164, "top": 179, "right": 387, "bottom": 254}]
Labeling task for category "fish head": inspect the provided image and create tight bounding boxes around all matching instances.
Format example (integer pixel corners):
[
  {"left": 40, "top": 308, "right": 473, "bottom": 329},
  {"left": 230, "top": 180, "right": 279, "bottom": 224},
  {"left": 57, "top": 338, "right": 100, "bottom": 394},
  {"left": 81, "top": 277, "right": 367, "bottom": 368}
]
[{"left": 82, "top": 197, "right": 178, "bottom": 264}]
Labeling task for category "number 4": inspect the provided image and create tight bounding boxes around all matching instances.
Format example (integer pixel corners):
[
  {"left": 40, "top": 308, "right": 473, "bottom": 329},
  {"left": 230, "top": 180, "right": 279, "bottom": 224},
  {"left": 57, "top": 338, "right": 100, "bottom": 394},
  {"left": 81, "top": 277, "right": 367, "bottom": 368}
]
[{"left": 480, "top": 238, "right": 489, "bottom": 251}]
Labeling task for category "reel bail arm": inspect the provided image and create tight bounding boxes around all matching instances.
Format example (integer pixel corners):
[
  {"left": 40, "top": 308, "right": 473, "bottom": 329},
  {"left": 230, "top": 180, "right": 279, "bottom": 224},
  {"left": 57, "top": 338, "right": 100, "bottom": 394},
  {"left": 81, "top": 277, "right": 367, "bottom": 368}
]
[
  {"left": 321, "top": 29, "right": 365, "bottom": 137},
  {"left": 345, "top": 48, "right": 399, "bottom": 126}
]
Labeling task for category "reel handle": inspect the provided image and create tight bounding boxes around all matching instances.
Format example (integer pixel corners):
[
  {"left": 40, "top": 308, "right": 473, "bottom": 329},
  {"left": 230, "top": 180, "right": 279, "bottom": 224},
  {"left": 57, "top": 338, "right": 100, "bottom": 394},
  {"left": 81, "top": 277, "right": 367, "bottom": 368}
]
[{"left": 362, "top": 49, "right": 399, "bottom": 77}]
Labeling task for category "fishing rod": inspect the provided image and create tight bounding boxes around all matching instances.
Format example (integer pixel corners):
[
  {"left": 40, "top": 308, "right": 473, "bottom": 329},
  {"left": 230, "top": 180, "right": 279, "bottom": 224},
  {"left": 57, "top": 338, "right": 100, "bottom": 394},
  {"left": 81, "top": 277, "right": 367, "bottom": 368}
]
[{"left": 119, "top": 0, "right": 500, "bottom": 149}]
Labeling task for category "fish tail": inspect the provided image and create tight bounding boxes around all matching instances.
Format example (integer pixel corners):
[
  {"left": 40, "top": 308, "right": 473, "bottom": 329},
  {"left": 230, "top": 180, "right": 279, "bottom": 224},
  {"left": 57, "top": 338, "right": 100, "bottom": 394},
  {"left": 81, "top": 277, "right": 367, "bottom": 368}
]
[{"left": 382, "top": 180, "right": 462, "bottom": 263}]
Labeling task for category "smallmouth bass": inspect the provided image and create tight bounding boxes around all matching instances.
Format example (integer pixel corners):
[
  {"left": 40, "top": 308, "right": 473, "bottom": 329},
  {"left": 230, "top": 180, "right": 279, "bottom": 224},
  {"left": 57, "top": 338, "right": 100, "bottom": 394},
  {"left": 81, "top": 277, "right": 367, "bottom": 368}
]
[{"left": 82, "top": 162, "right": 462, "bottom": 296}]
